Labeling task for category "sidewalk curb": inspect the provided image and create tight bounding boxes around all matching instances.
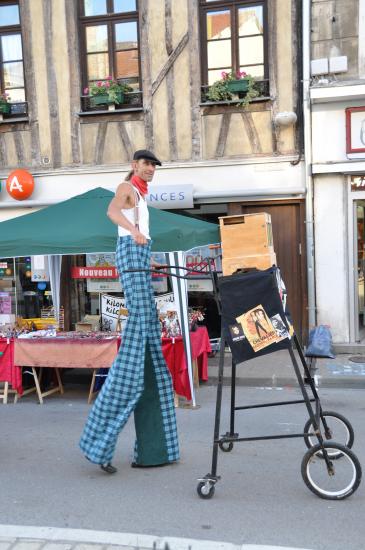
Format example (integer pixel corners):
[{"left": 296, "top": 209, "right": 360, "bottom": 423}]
[
  {"left": 204, "top": 375, "right": 365, "bottom": 389},
  {"left": 0, "top": 525, "right": 314, "bottom": 550}
]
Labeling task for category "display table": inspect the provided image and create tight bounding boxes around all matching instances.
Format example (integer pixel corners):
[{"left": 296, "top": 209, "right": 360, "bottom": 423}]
[
  {"left": 14, "top": 337, "right": 120, "bottom": 403},
  {"left": 0, "top": 327, "right": 211, "bottom": 404}
]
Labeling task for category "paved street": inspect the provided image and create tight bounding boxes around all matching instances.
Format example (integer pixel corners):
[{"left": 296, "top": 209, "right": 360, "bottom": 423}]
[{"left": 1, "top": 373, "right": 364, "bottom": 550}]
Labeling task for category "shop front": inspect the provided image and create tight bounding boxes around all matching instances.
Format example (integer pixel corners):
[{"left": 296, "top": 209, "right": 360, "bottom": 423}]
[
  {"left": 311, "top": 83, "right": 365, "bottom": 345},
  {"left": 0, "top": 157, "right": 306, "bottom": 339}
]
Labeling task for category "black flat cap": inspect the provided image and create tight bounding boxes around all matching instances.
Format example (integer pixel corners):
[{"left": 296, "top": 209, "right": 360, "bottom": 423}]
[{"left": 133, "top": 149, "right": 162, "bottom": 166}]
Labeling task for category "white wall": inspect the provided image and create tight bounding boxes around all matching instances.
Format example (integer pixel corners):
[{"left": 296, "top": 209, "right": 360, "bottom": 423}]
[
  {"left": 0, "top": 157, "right": 304, "bottom": 208},
  {"left": 314, "top": 174, "right": 349, "bottom": 342},
  {"left": 312, "top": 98, "right": 365, "bottom": 165}
]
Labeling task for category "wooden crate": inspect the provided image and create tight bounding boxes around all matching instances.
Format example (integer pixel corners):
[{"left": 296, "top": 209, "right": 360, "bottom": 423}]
[
  {"left": 219, "top": 213, "right": 274, "bottom": 258},
  {"left": 222, "top": 251, "right": 277, "bottom": 276}
]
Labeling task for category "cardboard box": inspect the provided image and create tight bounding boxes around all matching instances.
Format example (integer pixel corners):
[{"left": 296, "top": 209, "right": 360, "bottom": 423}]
[
  {"left": 75, "top": 322, "right": 93, "bottom": 332},
  {"left": 222, "top": 252, "right": 277, "bottom": 276},
  {"left": 219, "top": 213, "right": 274, "bottom": 258},
  {"left": 83, "top": 314, "right": 100, "bottom": 331}
]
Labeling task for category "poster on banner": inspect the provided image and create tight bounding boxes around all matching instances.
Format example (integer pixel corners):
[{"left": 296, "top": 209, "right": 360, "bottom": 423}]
[
  {"left": 155, "top": 292, "right": 176, "bottom": 313},
  {"left": 100, "top": 294, "right": 126, "bottom": 332},
  {"left": 185, "top": 245, "right": 222, "bottom": 292},
  {"left": 236, "top": 304, "right": 288, "bottom": 353},
  {"left": 101, "top": 292, "right": 176, "bottom": 332},
  {"left": 86, "top": 253, "right": 122, "bottom": 293}
]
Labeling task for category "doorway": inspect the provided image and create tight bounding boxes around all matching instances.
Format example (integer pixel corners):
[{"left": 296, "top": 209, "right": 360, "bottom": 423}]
[
  {"left": 228, "top": 199, "right": 308, "bottom": 343},
  {"left": 355, "top": 200, "right": 365, "bottom": 341}
]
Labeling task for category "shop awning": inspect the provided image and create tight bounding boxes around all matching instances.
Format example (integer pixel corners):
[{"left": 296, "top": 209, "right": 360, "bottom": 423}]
[{"left": 0, "top": 187, "right": 219, "bottom": 257}]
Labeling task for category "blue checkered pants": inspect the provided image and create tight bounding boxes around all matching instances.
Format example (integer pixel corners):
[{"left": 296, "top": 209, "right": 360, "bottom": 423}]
[{"left": 79, "top": 236, "right": 179, "bottom": 466}]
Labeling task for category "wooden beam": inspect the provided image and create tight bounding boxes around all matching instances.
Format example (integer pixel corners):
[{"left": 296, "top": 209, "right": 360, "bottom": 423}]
[
  {"left": 117, "top": 121, "right": 134, "bottom": 160},
  {"left": 151, "top": 31, "right": 189, "bottom": 96},
  {"left": 43, "top": 0, "right": 62, "bottom": 168},
  {"left": 95, "top": 122, "right": 108, "bottom": 165},
  {"left": 139, "top": 1, "right": 154, "bottom": 150},
  {"left": 165, "top": 0, "right": 178, "bottom": 160},
  {"left": 215, "top": 113, "right": 231, "bottom": 157},
  {"left": 0, "top": 134, "right": 8, "bottom": 166},
  {"left": 13, "top": 131, "right": 26, "bottom": 165},
  {"left": 241, "top": 112, "right": 263, "bottom": 154},
  {"left": 65, "top": 0, "right": 81, "bottom": 164},
  {"left": 188, "top": 0, "right": 202, "bottom": 160},
  {"left": 19, "top": 0, "right": 41, "bottom": 166}
]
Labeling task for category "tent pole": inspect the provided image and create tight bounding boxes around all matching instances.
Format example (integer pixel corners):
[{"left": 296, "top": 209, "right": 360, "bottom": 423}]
[{"left": 13, "top": 258, "right": 18, "bottom": 318}]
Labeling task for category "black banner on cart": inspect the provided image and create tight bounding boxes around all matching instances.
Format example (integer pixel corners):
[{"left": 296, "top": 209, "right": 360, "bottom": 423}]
[{"left": 219, "top": 267, "right": 292, "bottom": 364}]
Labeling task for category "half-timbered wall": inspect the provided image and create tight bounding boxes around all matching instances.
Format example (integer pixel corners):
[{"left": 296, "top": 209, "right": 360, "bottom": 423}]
[{"left": 0, "top": 0, "right": 300, "bottom": 171}]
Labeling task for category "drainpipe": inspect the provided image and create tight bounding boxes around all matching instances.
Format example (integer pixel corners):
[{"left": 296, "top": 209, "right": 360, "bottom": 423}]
[{"left": 302, "top": 0, "right": 316, "bottom": 329}]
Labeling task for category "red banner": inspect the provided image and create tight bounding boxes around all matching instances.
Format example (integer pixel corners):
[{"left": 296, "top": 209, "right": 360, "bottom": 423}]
[{"left": 71, "top": 267, "right": 119, "bottom": 279}]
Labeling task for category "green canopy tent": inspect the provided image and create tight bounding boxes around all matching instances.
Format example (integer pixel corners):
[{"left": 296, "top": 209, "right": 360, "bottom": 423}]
[
  {"left": 0, "top": 187, "right": 219, "bottom": 257},
  {"left": 0, "top": 187, "right": 220, "bottom": 405}
]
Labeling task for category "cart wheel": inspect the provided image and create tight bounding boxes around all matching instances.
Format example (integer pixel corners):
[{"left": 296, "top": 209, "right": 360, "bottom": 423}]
[
  {"left": 301, "top": 442, "right": 362, "bottom": 500},
  {"left": 197, "top": 480, "right": 215, "bottom": 499},
  {"left": 219, "top": 441, "right": 234, "bottom": 452},
  {"left": 303, "top": 411, "right": 354, "bottom": 459}
]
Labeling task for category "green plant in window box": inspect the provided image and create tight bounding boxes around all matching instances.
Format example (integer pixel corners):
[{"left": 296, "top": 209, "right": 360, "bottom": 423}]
[
  {"left": 0, "top": 92, "right": 11, "bottom": 115},
  {"left": 84, "top": 77, "right": 133, "bottom": 108},
  {"left": 206, "top": 71, "right": 259, "bottom": 108}
]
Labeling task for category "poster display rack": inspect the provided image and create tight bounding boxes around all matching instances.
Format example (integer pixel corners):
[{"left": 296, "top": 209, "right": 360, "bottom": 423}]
[
  {"left": 126, "top": 261, "right": 362, "bottom": 500},
  {"left": 194, "top": 264, "right": 362, "bottom": 501}
]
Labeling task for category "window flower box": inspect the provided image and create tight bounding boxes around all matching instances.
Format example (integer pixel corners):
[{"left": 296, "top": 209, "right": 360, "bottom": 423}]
[
  {"left": 0, "top": 102, "right": 11, "bottom": 115},
  {"left": 84, "top": 77, "right": 132, "bottom": 110},
  {"left": 0, "top": 92, "right": 11, "bottom": 116},
  {"left": 205, "top": 71, "right": 259, "bottom": 107},
  {"left": 226, "top": 79, "right": 249, "bottom": 94},
  {"left": 90, "top": 91, "right": 124, "bottom": 107}
]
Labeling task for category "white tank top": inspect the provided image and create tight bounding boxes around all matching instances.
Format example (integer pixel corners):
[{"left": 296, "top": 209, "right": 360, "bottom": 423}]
[{"left": 118, "top": 184, "right": 150, "bottom": 239}]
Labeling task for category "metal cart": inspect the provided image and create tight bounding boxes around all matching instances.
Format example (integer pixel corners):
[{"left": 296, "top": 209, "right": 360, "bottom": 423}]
[
  {"left": 195, "top": 265, "right": 362, "bottom": 501},
  {"left": 127, "top": 262, "right": 361, "bottom": 500}
]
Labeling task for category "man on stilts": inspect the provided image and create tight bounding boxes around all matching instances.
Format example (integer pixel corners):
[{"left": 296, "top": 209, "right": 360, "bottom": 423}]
[{"left": 79, "top": 150, "right": 179, "bottom": 473}]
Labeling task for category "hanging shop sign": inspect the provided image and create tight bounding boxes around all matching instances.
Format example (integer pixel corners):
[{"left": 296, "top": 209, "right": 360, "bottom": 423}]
[
  {"left": 71, "top": 266, "right": 119, "bottom": 278},
  {"left": 6, "top": 169, "right": 35, "bottom": 200},
  {"left": 85, "top": 253, "right": 122, "bottom": 293}
]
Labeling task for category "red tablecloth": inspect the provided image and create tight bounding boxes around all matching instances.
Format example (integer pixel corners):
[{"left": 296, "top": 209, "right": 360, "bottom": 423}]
[
  {"left": 0, "top": 338, "right": 22, "bottom": 394},
  {"left": 161, "top": 326, "right": 211, "bottom": 400},
  {"left": 0, "top": 327, "right": 211, "bottom": 400}
]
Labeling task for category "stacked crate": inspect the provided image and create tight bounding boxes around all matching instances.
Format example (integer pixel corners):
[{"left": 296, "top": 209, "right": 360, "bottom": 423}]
[{"left": 219, "top": 213, "right": 276, "bottom": 276}]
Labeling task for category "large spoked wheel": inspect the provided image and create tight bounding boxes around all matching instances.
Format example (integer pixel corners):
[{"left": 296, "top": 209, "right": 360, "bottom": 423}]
[
  {"left": 197, "top": 480, "right": 215, "bottom": 499},
  {"left": 301, "top": 442, "right": 362, "bottom": 500},
  {"left": 303, "top": 411, "right": 354, "bottom": 459}
]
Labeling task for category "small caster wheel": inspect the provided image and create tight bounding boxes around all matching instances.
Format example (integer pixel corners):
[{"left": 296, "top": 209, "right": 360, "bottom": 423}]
[
  {"left": 219, "top": 441, "right": 233, "bottom": 452},
  {"left": 197, "top": 480, "right": 215, "bottom": 499}
]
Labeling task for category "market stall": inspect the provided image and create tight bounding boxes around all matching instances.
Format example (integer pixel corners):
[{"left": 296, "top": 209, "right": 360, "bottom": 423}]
[
  {"left": 0, "top": 326, "right": 211, "bottom": 404},
  {"left": 0, "top": 188, "right": 219, "bottom": 404}
]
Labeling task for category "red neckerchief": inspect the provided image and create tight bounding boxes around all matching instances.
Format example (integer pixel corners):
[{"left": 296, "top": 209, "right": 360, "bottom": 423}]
[{"left": 130, "top": 174, "right": 148, "bottom": 197}]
